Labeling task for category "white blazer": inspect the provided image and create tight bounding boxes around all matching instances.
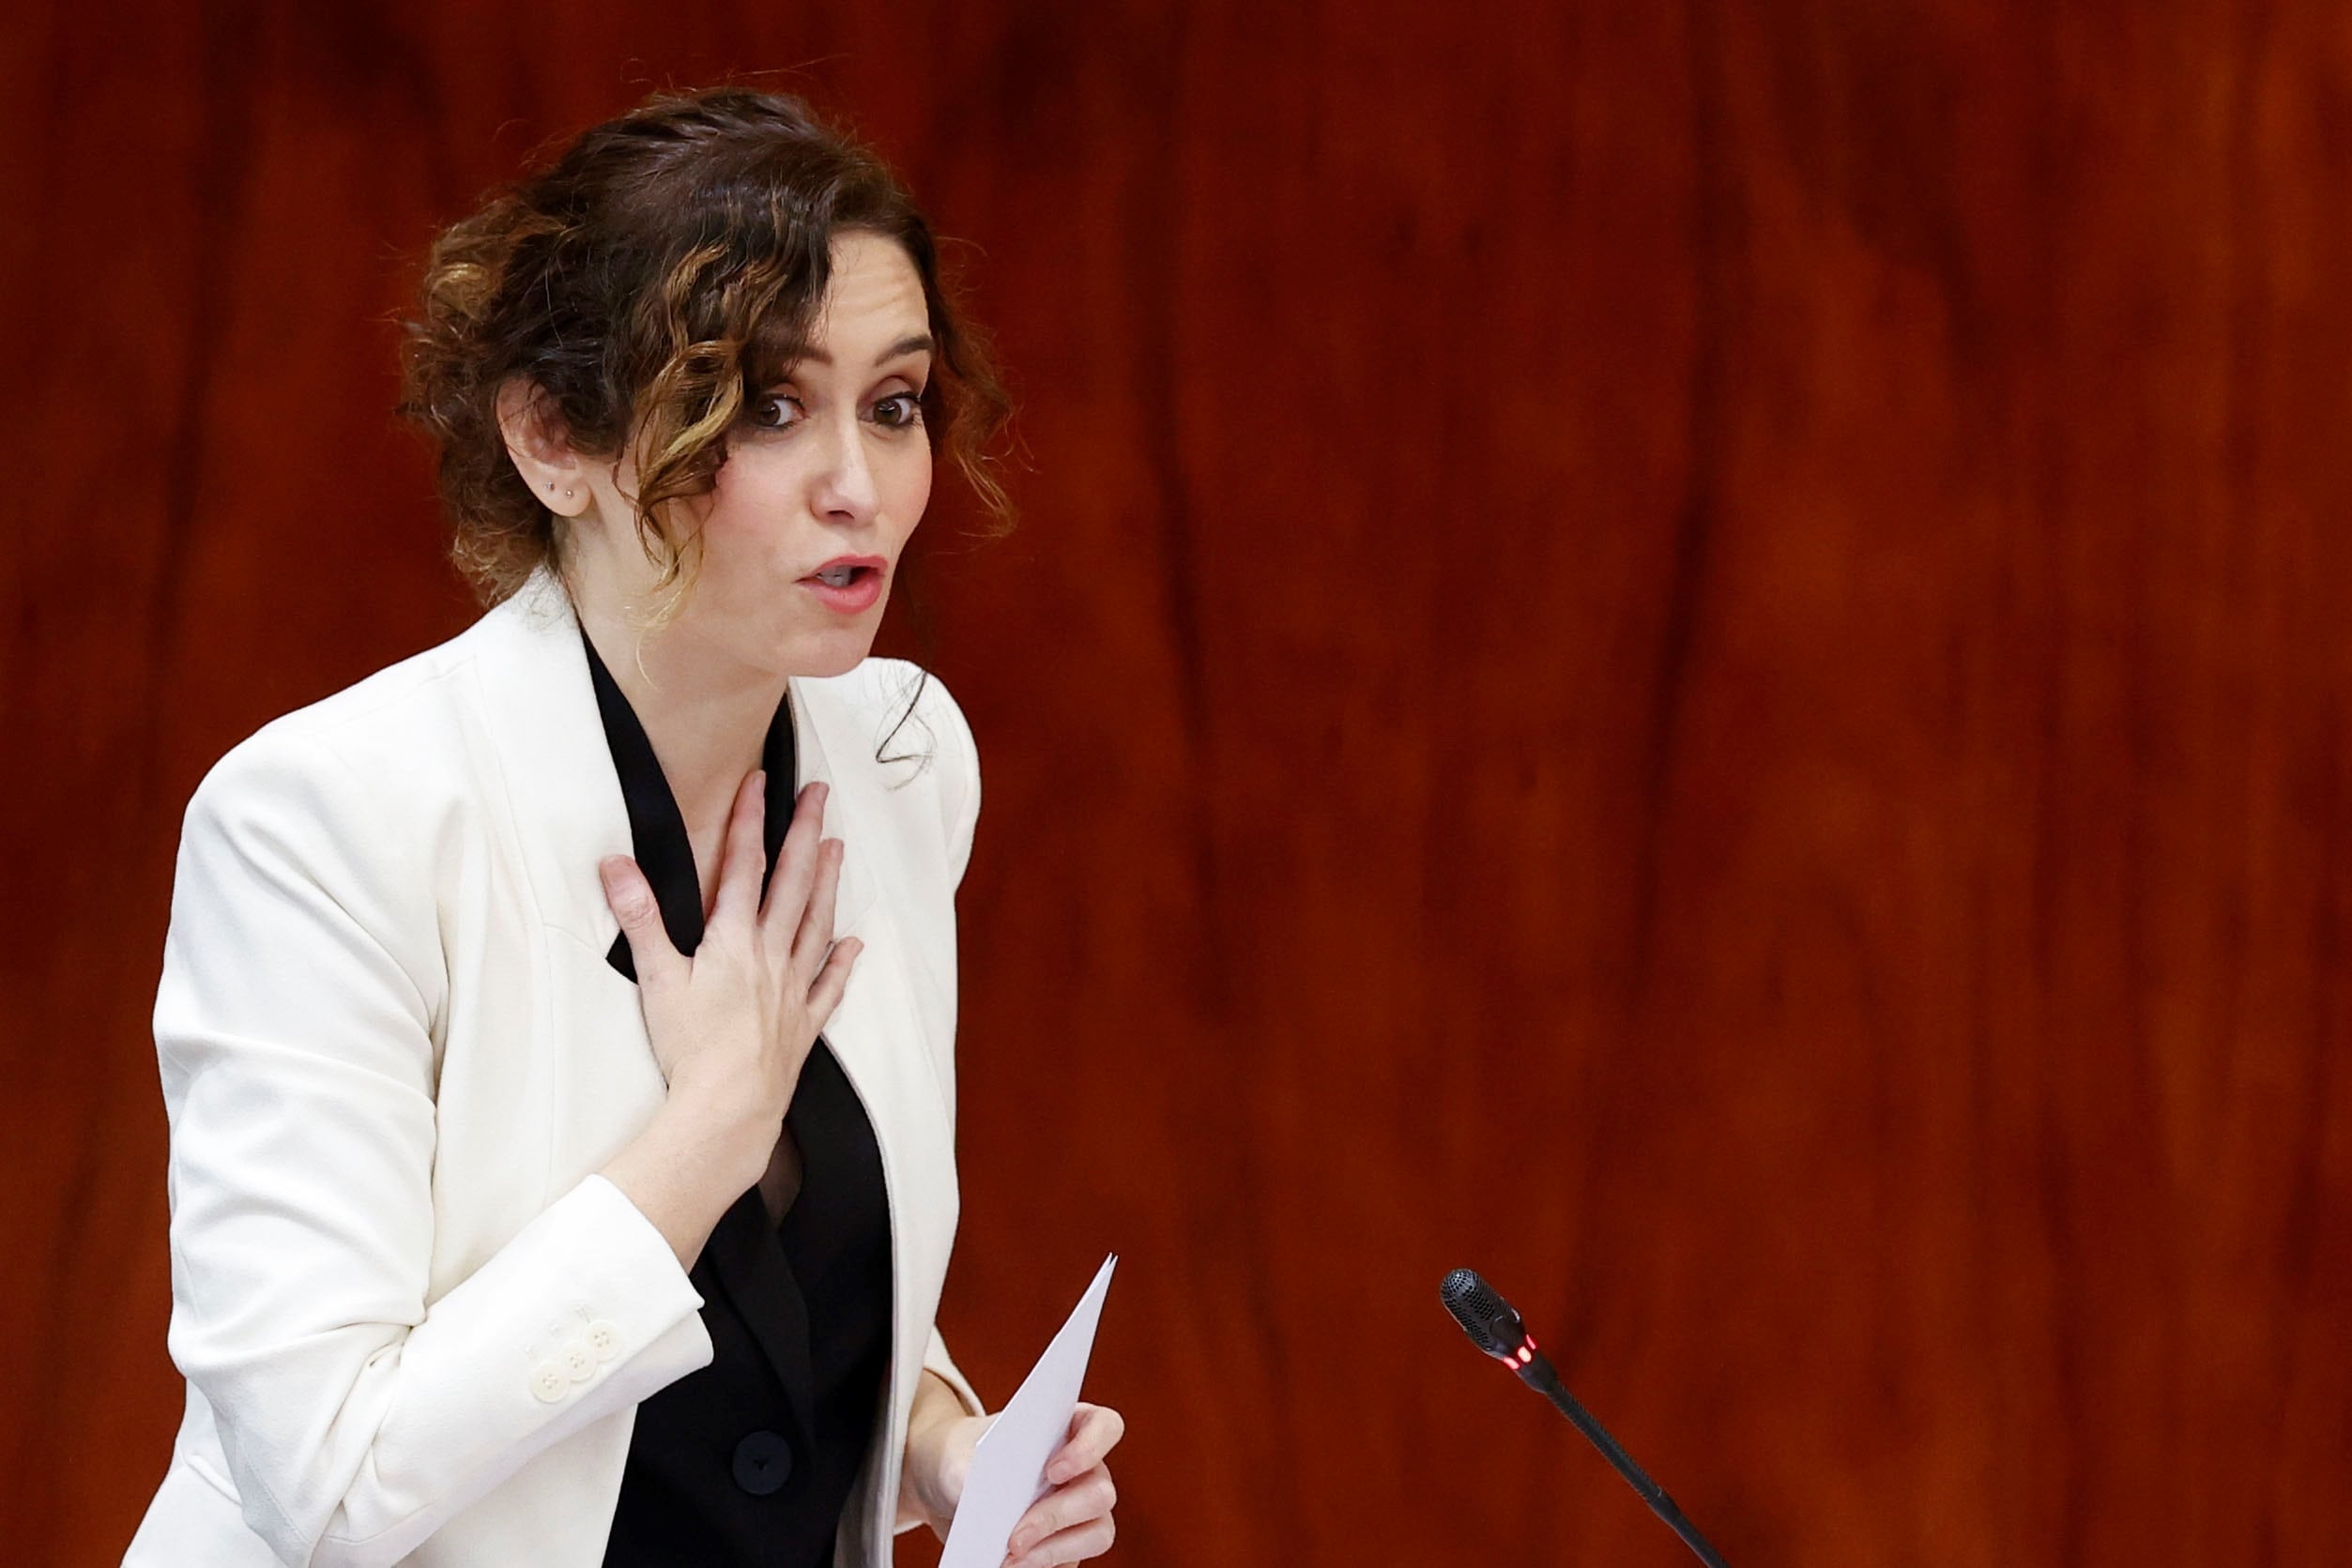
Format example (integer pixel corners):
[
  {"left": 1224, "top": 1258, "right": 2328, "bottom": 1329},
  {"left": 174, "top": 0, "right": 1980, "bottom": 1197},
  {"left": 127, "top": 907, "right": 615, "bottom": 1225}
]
[{"left": 126, "top": 571, "right": 984, "bottom": 1567}]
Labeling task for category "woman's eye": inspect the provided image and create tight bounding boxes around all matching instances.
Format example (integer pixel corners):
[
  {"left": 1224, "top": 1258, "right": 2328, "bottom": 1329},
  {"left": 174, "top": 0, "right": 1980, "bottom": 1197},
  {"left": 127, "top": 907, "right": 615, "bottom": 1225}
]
[
  {"left": 872, "top": 392, "right": 924, "bottom": 429},
  {"left": 750, "top": 393, "right": 803, "bottom": 430}
]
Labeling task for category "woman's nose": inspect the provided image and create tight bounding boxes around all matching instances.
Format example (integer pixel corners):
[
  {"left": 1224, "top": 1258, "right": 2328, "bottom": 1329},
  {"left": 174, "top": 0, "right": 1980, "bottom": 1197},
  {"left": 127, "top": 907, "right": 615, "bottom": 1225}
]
[{"left": 810, "top": 412, "right": 878, "bottom": 523}]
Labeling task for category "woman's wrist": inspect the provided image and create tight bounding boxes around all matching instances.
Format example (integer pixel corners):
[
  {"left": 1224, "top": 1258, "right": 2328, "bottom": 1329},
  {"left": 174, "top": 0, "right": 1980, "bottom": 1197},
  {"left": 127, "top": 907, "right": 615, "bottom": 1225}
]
[
  {"left": 601, "top": 1086, "right": 777, "bottom": 1269},
  {"left": 899, "top": 1370, "right": 984, "bottom": 1536},
  {"left": 662, "top": 1059, "right": 785, "bottom": 1185}
]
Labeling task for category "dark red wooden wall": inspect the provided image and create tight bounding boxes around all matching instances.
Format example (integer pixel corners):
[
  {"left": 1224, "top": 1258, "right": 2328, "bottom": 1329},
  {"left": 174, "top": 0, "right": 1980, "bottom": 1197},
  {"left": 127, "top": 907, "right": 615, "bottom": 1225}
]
[{"left": 6, "top": 3, "right": 2349, "bottom": 1562}]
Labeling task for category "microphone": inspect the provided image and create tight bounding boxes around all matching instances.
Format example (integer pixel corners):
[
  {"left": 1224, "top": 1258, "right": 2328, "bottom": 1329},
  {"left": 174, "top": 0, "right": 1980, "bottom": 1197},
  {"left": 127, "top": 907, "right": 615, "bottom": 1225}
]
[{"left": 1441, "top": 1268, "right": 1733, "bottom": 1568}]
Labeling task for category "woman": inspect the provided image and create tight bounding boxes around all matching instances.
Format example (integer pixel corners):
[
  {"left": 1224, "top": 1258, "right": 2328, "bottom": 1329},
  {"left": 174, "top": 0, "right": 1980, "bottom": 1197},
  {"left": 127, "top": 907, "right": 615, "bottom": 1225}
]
[{"left": 126, "top": 86, "right": 1122, "bottom": 1567}]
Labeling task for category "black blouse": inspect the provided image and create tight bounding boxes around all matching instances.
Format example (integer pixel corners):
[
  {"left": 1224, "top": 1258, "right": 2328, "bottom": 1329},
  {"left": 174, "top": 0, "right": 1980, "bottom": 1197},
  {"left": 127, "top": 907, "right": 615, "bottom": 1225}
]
[{"left": 582, "top": 632, "right": 893, "bottom": 1568}]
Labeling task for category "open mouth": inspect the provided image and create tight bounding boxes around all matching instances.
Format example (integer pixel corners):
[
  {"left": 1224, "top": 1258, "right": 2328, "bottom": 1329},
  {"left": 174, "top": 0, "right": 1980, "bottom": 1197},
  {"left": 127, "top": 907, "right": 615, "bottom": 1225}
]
[
  {"left": 800, "top": 559, "right": 887, "bottom": 611},
  {"left": 804, "top": 562, "right": 883, "bottom": 589}
]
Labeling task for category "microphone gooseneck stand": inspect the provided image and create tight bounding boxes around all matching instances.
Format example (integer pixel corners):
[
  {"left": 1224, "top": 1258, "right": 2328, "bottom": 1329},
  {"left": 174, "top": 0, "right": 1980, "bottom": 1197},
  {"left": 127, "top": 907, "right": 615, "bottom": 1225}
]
[{"left": 1441, "top": 1268, "right": 1732, "bottom": 1568}]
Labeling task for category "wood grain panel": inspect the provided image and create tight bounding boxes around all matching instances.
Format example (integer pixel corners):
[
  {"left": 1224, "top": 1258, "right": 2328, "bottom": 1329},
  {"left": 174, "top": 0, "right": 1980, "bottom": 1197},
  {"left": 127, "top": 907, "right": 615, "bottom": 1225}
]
[{"left": 4, "top": 2, "right": 2346, "bottom": 1562}]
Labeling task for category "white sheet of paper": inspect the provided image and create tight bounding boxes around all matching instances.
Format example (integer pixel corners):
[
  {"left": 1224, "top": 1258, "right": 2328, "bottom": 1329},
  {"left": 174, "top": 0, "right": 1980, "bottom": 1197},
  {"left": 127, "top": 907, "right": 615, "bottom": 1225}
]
[{"left": 939, "top": 1255, "right": 1118, "bottom": 1568}]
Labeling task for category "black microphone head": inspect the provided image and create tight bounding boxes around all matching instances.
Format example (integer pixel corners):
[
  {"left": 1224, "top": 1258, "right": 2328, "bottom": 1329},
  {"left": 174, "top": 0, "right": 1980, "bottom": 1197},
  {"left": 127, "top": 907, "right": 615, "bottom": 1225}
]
[{"left": 1441, "top": 1268, "right": 1530, "bottom": 1360}]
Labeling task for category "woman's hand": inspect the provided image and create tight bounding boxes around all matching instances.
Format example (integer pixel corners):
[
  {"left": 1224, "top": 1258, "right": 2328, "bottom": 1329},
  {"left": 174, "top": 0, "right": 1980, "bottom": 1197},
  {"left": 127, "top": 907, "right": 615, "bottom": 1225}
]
[
  {"left": 1006, "top": 1404, "right": 1124, "bottom": 1567},
  {"left": 903, "top": 1392, "right": 1124, "bottom": 1566},
  {"left": 596, "top": 772, "right": 861, "bottom": 1264}
]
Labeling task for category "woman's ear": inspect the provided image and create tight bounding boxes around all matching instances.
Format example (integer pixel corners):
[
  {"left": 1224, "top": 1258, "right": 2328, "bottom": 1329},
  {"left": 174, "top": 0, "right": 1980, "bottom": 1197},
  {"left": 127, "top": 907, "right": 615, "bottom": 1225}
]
[{"left": 495, "top": 378, "right": 590, "bottom": 517}]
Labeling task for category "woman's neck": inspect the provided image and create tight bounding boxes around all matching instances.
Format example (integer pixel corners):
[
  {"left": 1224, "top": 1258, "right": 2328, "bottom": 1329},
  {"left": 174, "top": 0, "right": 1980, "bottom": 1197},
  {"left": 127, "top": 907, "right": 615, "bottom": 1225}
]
[{"left": 573, "top": 594, "right": 786, "bottom": 905}]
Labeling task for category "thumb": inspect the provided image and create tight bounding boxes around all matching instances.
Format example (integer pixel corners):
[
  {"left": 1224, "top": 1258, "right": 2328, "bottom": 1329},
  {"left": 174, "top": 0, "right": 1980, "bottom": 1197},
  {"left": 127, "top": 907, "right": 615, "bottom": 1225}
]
[{"left": 600, "top": 856, "right": 684, "bottom": 984}]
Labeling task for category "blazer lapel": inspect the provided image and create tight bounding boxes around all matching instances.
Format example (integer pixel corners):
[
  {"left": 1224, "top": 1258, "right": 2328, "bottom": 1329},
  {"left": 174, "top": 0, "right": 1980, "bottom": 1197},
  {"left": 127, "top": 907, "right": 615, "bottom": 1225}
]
[
  {"left": 783, "top": 677, "right": 881, "bottom": 939},
  {"left": 787, "top": 677, "right": 959, "bottom": 1367},
  {"left": 467, "top": 571, "right": 641, "bottom": 955}
]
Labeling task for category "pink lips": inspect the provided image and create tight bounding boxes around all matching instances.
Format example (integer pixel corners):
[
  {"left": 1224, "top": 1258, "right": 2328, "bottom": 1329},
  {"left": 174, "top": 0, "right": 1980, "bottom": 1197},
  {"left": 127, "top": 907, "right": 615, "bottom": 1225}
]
[{"left": 799, "top": 555, "right": 888, "bottom": 614}]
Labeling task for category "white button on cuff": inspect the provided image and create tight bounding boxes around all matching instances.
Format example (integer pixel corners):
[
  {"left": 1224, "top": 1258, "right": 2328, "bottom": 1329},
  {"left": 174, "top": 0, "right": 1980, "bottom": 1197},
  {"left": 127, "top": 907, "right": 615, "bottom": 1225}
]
[
  {"left": 529, "top": 1362, "right": 570, "bottom": 1403},
  {"left": 562, "top": 1342, "right": 598, "bottom": 1382},
  {"left": 587, "top": 1321, "right": 621, "bottom": 1362}
]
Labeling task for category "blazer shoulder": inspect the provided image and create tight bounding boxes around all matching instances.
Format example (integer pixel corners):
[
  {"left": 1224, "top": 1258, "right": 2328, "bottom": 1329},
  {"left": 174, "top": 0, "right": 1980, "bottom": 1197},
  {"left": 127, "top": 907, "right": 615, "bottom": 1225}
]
[
  {"left": 188, "top": 614, "right": 500, "bottom": 819},
  {"left": 802, "top": 658, "right": 981, "bottom": 885},
  {"left": 808, "top": 658, "right": 975, "bottom": 779},
  {"left": 175, "top": 621, "right": 501, "bottom": 957}
]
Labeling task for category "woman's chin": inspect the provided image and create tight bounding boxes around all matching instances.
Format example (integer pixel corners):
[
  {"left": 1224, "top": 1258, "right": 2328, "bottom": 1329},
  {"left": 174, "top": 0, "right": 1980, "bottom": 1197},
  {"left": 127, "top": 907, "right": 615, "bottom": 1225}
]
[{"left": 780, "top": 625, "right": 884, "bottom": 680}]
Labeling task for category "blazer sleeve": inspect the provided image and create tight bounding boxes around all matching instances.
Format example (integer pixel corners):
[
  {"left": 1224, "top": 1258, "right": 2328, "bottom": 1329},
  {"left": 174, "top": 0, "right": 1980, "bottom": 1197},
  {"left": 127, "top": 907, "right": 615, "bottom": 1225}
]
[
  {"left": 154, "top": 725, "right": 710, "bottom": 1568},
  {"left": 921, "top": 1327, "right": 985, "bottom": 1419}
]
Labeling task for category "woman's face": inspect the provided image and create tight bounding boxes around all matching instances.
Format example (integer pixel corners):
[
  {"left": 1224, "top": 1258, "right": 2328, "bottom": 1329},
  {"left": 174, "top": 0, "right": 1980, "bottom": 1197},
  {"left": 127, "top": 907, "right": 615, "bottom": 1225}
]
[{"left": 568, "top": 229, "right": 936, "bottom": 680}]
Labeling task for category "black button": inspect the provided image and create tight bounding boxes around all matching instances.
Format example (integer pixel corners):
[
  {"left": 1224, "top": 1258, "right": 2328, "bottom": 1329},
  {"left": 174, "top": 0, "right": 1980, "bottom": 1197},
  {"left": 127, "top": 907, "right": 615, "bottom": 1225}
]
[{"left": 731, "top": 1429, "right": 793, "bottom": 1496}]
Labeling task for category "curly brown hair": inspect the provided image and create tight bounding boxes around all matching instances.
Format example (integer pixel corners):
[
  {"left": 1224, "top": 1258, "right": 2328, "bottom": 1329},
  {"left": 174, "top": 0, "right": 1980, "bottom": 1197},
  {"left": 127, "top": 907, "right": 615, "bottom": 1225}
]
[{"left": 400, "top": 85, "right": 1013, "bottom": 606}]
